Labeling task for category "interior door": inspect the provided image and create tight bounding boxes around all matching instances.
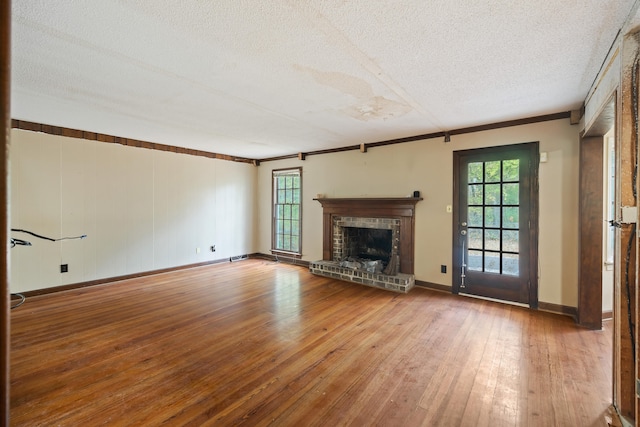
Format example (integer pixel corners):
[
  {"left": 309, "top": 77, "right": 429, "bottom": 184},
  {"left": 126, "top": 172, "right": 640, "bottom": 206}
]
[{"left": 452, "top": 142, "right": 539, "bottom": 307}]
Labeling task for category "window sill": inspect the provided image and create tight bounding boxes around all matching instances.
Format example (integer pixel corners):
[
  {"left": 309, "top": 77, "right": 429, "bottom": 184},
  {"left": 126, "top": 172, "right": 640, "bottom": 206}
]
[{"left": 271, "top": 250, "right": 302, "bottom": 259}]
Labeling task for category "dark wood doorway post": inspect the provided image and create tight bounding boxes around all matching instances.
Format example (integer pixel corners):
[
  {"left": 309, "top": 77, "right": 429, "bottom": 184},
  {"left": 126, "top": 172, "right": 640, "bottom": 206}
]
[
  {"left": 1, "top": 0, "right": 10, "bottom": 424},
  {"left": 577, "top": 136, "right": 604, "bottom": 329}
]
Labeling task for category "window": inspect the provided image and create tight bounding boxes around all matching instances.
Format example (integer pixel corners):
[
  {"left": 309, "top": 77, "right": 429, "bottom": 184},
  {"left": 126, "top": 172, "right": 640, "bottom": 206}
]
[
  {"left": 466, "top": 158, "right": 520, "bottom": 276},
  {"left": 272, "top": 168, "right": 302, "bottom": 255}
]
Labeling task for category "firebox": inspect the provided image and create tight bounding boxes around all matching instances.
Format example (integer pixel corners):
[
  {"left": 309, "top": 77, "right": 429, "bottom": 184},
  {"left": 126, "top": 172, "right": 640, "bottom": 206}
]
[
  {"left": 333, "top": 216, "right": 400, "bottom": 275},
  {"left": 343, "top": 227, "right": 393, "bottom": 265}
]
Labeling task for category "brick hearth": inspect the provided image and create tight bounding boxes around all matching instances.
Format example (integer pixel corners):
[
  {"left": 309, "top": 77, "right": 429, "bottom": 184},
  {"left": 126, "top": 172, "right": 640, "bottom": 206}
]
[{"left": 309, "top": 260, "right": 415, "bottom": 293}]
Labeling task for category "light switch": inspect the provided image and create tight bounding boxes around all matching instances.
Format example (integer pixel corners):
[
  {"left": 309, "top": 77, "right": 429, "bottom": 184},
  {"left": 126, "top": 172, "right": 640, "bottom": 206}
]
[
  {"left": 446, "top": 205, "right": 452, "bottom": 213},
  {"left": 622, "top": 206, "right": 637, "bottom": 224}
]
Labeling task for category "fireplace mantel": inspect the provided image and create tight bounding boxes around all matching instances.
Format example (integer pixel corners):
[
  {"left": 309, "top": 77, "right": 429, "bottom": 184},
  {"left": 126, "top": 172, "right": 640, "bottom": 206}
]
[
  {"left": 315, "top": 197, "right": 422, "bottom": 274},
  {"left": 314, "top": 197, "right": 422, "bottom": 212}
]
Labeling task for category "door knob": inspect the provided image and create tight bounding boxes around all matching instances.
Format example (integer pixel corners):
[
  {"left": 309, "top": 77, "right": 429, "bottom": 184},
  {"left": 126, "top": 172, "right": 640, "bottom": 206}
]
[{"left": 461, "top": 230, "right": 467, "bottom": 235}]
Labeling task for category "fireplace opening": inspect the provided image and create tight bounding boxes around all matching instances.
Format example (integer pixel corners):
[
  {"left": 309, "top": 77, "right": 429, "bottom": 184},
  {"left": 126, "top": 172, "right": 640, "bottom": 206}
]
[
  {"left": 343, "top": 227, "right": 393, "bottom": 266},
  {"left": 331, "top": 216, "right": 401, "bottom": 275}
]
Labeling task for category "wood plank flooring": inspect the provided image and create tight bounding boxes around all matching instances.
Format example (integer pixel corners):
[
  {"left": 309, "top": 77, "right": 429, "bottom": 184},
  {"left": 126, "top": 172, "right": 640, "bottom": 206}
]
[{"left": 10, "top": 260, "right": 612, "bottom": 426}]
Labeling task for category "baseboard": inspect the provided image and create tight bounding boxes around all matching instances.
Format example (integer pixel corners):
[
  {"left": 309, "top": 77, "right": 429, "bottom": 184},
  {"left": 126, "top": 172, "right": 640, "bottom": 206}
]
[
  {"left": 17, "top": 254, "right": 313, "bottom": 298},
  {"left": 250, "top": 253, "right": 310, "bottom": 267},
  {"left": 602, "top": 310, "right": 613, "bottom": 320},
  {"left": 415, "top": 280, "right": 578, "bottom": 319},
  {"left": 414, "top": 280, "right": 452, "bottom": 293},
  {"left": 17, "top": 257, "right": 233, "bottom": 298},
  {"left": 537, "top": 301, "right": 578, "bottom": 319}
]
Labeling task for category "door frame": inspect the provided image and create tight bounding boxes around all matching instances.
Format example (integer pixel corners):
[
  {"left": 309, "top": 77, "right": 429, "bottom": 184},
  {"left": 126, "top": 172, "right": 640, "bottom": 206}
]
[
  {"left": 1, "top": 0, "right": 10, "bottom": 424},
  {"left": 577, "top": 135, "right": 605, "bottom": 329},
  {"left": 452, "top": 142, "right": 539, "bottom": 308},
  {"left": 578, "top": 95, "right": 616, "bottom": 330}
]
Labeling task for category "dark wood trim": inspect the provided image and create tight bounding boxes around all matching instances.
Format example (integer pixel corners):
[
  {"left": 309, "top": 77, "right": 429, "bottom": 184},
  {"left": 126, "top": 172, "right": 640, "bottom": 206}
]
[
  {"left": 16, "top": 258, "right": 233, "bottom": 299},
  {"left": 1, "top": 1, "right": 9, "bottom": 424},
  {"left": 260, "top": 145, "right": 361, "bottom": 162},
  {"left": 448, "top": 112, "right": 570, "bottom": 136},
  {"left": 15, "top": 254, "right": 312, "bottom": 300},
  {"left": 15, "top": 111, "right": 569, "bottom": 166},
  {"left": 577, "top": 136, "right": 604, "bottom": 329},
  {"left": 538, "top": 302, "right": 578, "bottom": 320},
  {"left": 11, "top": 120, "right": 256, "bottom": 165},
  {"left": 413, "top": 280, "right": 578, "bottom": 319},
  {"left": 12, "top": 112, "right": 571, "bottom": 167},
  {"left": 258, "top": 154, "right": 299, "bottom": 162},
  {"left": 603, "top": 310, "right": 613, "bottom": 320},
  {"left": 528, "top": 145, "right": 540, "bottom": 309},
  {"left": 259, "top": 112, "right": 571, "bottom": 163},
  {"left": 414, "top": 280, "right": 452, "bottom": 293},
  {"left": 452, "top": 151, "right": 462, "bottom": 294},
  {"left": 314, "top": 197, "right": 422, "bottom": 204},
  {"left": 315, "top": 197, "right": 422, "bottom": 274}
]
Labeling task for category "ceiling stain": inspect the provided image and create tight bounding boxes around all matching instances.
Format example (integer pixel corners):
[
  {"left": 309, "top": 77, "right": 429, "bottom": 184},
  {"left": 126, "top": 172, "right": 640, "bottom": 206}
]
[
  {"left": 343, "top": 96, "right": 412, "bottom": 121},
  {"left": 294, "top": 65, "right": 411, "bottom": 121}
]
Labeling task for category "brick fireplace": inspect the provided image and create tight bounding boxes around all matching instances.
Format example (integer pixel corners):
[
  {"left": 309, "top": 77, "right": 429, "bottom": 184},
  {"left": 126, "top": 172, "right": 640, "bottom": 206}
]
[{"left": 310, "top": 197, "right": 421, "bottom": 293}]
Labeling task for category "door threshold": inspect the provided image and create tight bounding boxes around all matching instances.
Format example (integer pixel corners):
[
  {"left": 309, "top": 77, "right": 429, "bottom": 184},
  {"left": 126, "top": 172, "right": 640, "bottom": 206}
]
[{"left": 459, "top": 292, "right": 529, "bottom": 308}]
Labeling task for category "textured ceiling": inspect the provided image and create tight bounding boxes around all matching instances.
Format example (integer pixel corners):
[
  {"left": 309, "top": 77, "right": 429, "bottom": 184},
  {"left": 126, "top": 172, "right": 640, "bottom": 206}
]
[{"left": 10, "top": 1, "right": 638, "bottom": 159}]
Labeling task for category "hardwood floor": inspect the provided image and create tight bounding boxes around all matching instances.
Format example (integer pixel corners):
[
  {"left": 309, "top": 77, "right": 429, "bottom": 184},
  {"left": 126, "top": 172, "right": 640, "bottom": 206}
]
[{"left": 10, "top": 260, "right": 612, "bottom": 426}]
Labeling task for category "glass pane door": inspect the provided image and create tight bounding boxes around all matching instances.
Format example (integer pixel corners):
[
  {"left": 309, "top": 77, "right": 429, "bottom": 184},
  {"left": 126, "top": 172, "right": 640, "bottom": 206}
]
[
  {"left": 466, "top": 159, "right": 520, "bottom": 276},
  {"left": 453, "top": 142, "right": 538, "bottom": 307}
]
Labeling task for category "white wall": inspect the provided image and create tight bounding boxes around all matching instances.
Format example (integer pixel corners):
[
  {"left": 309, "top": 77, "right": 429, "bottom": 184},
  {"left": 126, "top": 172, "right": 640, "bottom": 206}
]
[
  {"left": 10, "top": 129, "right": 257, "bottom": 292},
  {"left": 257, "top": 119, "right": 580, "bottom": 308}
]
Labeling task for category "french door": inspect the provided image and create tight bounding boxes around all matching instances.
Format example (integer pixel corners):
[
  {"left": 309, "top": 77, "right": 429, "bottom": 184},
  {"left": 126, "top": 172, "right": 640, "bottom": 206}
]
[{"left": 452, "top": 142, "right": 539, "bottom": 307}]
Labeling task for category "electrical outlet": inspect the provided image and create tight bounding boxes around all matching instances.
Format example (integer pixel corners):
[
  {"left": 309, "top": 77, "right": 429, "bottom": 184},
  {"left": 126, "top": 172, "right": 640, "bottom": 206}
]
[
  {"left": 440, "top": 265, "right": 447, "bottom": 274},
  {"left": 210, "top": 245, "right": 216, "bottom": 252},
  {"left": 196, "top": 247, "right": 201, "bottom": 254},
  {"left": 60, "top": 264, "right": 68, "bottom": 273}
]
